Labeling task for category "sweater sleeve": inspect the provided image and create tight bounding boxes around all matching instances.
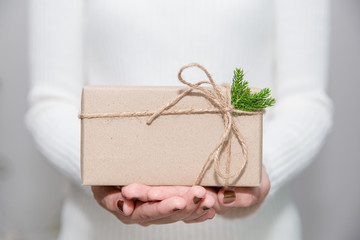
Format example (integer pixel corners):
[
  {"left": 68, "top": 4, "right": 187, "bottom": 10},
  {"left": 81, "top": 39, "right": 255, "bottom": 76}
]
[
  {"left": 26, "top": 0, "right": 87, "bottom": 191},
  {"left": 26, "top": 0, "right": 333, "bottom": 199},
  {"left": 263, "top": 0, "right": 333, "bottom": 196}
]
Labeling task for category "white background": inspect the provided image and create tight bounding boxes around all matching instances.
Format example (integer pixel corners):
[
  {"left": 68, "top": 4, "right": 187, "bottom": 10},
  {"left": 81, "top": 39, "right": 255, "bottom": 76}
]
[{"left": 0, "top": 1, "right": 359, "bottom": 239}]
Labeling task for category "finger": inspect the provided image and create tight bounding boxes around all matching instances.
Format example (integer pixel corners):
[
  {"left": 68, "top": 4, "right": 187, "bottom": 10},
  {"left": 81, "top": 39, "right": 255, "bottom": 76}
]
[
  {"left": 135, "top": 186, "right": 207, "bottom": 225},
  {"left": 142, "top": 186, "right": 207, "bottom": 224},
  {"left": 91, "top": 186, "right": 134, "bottom": 216},
  {"left": 181, "top": 186, "right": 207, "bottom": 209},
  {"left": 121, "top": 183, "right": 153, "bottom": 201},
  {"left": 140, "top": 201, "right": 215, "bottom": 226},
  {"left": 146, "top": 185, "right": 206, "bottom": 204},
  {"left": 130, "top": 196, "right": 186, "bottom": 223},
  {"left": 204, "top": 187, "right": 228, "bottom": 214},
  {"left": 183, "top": 208, "right": 216, "bottom": 223},
  {"left": 182, "top": 193, "right": 216, "bottom": 222},
  {"left": 170, "top": 185, "right": 207, "bottom": 221},
  {"left": 147, "top": 186, "right": 190, "bottom": 201}
]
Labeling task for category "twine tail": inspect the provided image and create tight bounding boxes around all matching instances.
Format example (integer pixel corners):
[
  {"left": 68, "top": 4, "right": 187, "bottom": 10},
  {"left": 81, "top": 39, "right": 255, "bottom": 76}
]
[
  {"left": 193, "top": 149, "right": 217, "bottom": 186},
  {"left": 224, "top": 131, "right": 232, "bottom": 187}
]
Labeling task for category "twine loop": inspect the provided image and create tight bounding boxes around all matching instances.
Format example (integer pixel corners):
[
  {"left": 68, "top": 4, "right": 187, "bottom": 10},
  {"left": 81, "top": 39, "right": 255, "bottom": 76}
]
[{"left": 171, "top": 63, "right": 248, "bottom": 186}]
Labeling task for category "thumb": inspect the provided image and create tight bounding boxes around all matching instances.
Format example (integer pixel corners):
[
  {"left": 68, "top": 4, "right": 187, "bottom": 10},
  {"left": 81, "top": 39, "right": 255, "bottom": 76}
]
[
  {"left": 218, "top": 187, "right": 259, "bottom": 208},
  {"left": 218, "top": 166, "right": 270, "bottom": 208}
]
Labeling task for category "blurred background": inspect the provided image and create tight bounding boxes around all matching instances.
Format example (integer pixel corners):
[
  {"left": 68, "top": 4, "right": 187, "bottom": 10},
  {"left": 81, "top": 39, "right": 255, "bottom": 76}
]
[{"left": 0, "top": 0, "right": 359, "bottom": 239}]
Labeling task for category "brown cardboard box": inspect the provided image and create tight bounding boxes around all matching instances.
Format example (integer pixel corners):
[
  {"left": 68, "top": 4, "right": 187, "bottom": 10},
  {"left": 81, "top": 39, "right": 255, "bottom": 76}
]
[{"left": 80, "top": 85, "right": 263, "bottom": 187}]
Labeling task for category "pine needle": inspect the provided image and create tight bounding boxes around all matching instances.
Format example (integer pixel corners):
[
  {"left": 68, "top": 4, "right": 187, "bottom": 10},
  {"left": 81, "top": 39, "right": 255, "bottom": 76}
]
[{"left": 231, "top": 68, "right": 275, "bottom": 111}]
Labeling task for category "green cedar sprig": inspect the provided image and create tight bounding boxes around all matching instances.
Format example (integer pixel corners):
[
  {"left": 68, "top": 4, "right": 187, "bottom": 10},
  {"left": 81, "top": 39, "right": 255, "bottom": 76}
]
[{"left": 231, "top": 68, "right": 275, "bottom": 111}]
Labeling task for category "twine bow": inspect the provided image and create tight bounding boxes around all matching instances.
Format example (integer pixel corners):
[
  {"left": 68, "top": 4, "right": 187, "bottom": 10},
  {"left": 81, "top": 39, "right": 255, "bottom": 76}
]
[
  {"left": 79, "top": 63, "right": 263, "bottom": 186},
  {"left": 151, "top": 63, "right": 250, "bottom": 186}
]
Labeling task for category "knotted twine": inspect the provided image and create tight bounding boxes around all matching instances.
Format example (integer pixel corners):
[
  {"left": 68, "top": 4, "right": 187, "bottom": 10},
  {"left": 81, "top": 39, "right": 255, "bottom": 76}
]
[{"left": 79, "top": 63, "right": 263, "bottom": 186}]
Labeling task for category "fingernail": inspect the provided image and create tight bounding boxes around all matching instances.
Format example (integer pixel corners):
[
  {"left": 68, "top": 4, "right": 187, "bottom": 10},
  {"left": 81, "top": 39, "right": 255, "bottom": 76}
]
[
  {"left": 223, "top": 190, "right": 236, "bottom": 204},
  {"left": 117, "top": 200, "right": 124, "bottom": 213},
  {"left": 193, "top": 197, "right": 203, "bottom": 204},
  {"left": 203, "top": 207, "right": 210, "bottom": 211}
]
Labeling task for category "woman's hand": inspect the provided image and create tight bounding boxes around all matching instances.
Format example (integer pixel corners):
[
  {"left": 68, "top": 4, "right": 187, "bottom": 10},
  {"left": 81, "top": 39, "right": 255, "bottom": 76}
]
[
  {"left": 92, "top": 184, "right": 216, "bottom": 226},
  {"left": 92, "top": 167, "right": 269, "bottom": 225},
  {"left": 206, "top": 166, "right": 271, "bottom": 216}
]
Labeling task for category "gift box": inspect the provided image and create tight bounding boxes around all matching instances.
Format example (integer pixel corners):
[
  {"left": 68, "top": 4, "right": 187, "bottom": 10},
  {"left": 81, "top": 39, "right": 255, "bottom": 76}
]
[{"left": 80, "top": 64, "right": 264, "bottom": 187}]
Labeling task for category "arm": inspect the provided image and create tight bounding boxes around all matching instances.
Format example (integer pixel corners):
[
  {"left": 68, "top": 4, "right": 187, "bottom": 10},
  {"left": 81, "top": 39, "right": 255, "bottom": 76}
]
[
  {"left": 207, "top": 0, "right": 333, "bottom": 215},
  {"left": 26, "top": 0, "right": 216, "bottom": 225},
  {"left": 26, "top": 0, "right": 85, "bottom": 188},
  {"left": 264, "top": 0, "right": 333, "bottom": 196}
]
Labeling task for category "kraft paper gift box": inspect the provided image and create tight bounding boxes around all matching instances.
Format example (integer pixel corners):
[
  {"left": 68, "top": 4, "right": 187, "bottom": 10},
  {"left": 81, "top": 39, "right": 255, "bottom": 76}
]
[{"left": 80, "top": 66, "right": 263, "bottom": 187}]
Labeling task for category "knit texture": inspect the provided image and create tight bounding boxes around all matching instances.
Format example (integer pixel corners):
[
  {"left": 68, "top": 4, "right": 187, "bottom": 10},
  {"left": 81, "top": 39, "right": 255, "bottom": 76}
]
[{"left": 26, "top": 0, "right": 332, "bottom": 239}]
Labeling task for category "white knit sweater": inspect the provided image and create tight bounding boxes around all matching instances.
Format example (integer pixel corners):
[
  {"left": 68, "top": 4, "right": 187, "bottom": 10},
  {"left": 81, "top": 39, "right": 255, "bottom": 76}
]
[{"left": 27, "top": 0, "right": 332, "bottom": 239}]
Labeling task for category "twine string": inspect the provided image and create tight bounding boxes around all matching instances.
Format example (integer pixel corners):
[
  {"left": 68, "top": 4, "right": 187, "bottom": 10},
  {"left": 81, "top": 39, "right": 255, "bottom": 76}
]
[
  {"left": 174, "top": 63, "right": 248, "bottom": 186},
  {"left": 79, "top": 63, "right": 262, "bottom": 186}
]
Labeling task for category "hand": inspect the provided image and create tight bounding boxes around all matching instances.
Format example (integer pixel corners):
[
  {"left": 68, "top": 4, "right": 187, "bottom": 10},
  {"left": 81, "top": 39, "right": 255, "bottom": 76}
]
[
  {"left": 205, "top": 166, "right": 271, "bottom": 217},
  {"left": 92, "top": 184, "right": 216, "bottom": 226}
]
